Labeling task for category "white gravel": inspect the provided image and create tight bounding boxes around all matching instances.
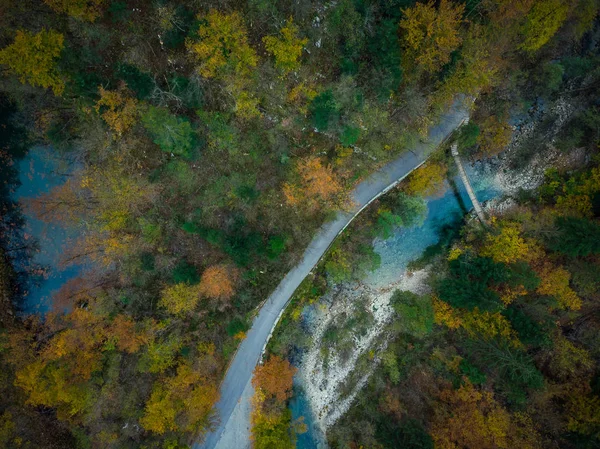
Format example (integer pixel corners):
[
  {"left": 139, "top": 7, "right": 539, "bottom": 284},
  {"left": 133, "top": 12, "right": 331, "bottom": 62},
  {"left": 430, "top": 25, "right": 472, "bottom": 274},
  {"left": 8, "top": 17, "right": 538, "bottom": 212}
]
[{"left": 300, "top": 269, "right": 430, "bottom": 431}]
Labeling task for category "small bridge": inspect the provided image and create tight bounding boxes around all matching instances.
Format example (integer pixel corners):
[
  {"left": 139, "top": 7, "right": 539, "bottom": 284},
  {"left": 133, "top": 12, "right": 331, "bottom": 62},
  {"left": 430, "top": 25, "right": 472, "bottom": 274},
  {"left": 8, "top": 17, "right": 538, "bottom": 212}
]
[{"left": 450, "top": 136, "right": 487, "bottom": 224}]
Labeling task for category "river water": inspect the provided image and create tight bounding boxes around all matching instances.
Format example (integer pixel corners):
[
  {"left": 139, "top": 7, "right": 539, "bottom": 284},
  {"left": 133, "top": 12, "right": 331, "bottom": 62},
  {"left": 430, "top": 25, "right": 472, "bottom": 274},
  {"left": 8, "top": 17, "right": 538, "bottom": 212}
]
[
  {"left": 14, "top": 146, "right": 82, "bottom": 314},
  {"left": 290, "top": 160, "right": 504, "bottom": 449},
  {"left": 14, "top": 148, "right": 502, "bottom": 447}
]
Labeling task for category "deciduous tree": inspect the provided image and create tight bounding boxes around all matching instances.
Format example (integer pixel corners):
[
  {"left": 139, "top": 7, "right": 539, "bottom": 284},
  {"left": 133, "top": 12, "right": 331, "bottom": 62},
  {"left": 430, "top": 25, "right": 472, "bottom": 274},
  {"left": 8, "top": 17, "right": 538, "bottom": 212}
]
[
  {"left": 142, "top": 106, "right": 195, "bottom": 158},
  {"left": 140, "top": 362, "right": 219, "bottom": 434},
  {"left": 160, "top": 282, "right": 202, "bottom": 316},
  {"left": 187, "top": 10, "right": 258, "bottom": 79},
  {"left": 198, "top": 264, "right": 237, "bottom": 301},
  {"left": 263, "top": 18, "right": 308, "bottom": 73},
  {"left": 399, "top": 0, "right": 465, "bottom": 76},
  {"left": 95, "top": 87, "right": 138, "bottom": 137},
  {"left": 432, "top": 296, "right": 462, "bottom": 329},
  {"left": 252, "top": 355, "right": 296, "bottom": 402},
  {"left": 403, "top": 162, "right": 447, "bottom": 197},
  {"left": 460, "top": 308, "right": 522, "bottom": 348},
  {"left": 479, "top": 222, "right": 533, "bottom": 264},
  {"left": 519, "top": 0, "right": 569, "bottom": 53},
  {"left": 43, "top": 0, "right": 106, "bottom": 22},
  {"left": 0, "top": 29, "right": 64, "bottom": 95},
  {"left": 476, "top": 115, "right": 512, "bottom": 157},
  {"left": 391, "top": 290, "right": 434, "bottom": 337},
  {"left": 431, "top": 381, "right": 541, "bottom": 449},
  {"left": 283, "top": 156, "right": 344, "bottom": 212},
  {"left": 536, "top": 264, "right": 581, "bottom": 310}
]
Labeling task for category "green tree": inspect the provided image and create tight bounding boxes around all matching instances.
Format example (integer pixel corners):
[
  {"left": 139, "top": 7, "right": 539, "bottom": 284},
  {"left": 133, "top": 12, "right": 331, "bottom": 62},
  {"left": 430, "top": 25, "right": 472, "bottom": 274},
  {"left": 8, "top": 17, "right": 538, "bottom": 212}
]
[
  {"left": 437, "top": 256, "right": 505, "bottom": 312},
  {"left": 392, "top": 192, "right": 427, "bottom": 227},
  {"left": 374, "top": 209, "right": 404, "bottom": 239},
  {"left": 519, "top": 0, "right": 569, "bottom": 53},
  {"left": 142, "top": 106, "right": 196, "bottom": 158},
  {"left": 391, "top": 290, "right": 434, "bottom": 337},
  {"left": 0, "top": 29, "right": 65, "bottom": 95},
  {"left": 502, "top": 306, "right": 552, "bottom": 348},
  {"left": 466, "top": 339, "right": 544, "bottom": 404},
  {"left": 309, "top": 90, "right": 339, "bottom": 131},
  {"left": 549, "top": 216, "right": 600, "bottom": 257}
]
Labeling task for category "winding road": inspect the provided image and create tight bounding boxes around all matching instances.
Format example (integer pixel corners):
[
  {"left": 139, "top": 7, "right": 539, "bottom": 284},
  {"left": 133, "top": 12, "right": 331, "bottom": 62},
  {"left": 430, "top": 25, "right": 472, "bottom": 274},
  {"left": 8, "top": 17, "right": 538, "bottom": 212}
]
[{"left": 195, "top": 101, "right": 470, "bottom": 449}]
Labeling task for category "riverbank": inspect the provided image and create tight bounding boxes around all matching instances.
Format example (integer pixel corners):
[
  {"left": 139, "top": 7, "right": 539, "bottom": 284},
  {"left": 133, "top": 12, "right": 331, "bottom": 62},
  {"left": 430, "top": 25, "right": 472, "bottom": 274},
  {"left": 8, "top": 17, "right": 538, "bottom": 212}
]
[
  {"left": 287, "top": 91, "right": 592, "bottom": 447},
  {"left": 200, "top": 101, "right": 470, "bottom": 449},
  {"left": 289, "top": 159, "right": 503, "bottom": 444}
]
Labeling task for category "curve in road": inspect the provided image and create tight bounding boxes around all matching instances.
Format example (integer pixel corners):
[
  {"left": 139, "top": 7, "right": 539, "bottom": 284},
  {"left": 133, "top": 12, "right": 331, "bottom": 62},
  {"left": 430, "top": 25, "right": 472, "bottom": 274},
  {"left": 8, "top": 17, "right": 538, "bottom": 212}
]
[{"left": 195, "top": 100, "right": 470, "bottom": 449}]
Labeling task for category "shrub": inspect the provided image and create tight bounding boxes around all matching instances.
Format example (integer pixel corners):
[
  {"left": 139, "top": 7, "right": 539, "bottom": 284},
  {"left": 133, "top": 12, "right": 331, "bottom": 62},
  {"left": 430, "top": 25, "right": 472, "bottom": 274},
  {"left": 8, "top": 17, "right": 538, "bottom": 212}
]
[
  {"left": 309, "top": 90, "right": 338, "bottom": 131},
  {"left": 116, "top": 63, "right": 154, "bottom": 99},
  {"left": 391, "top": 290, "right": 434, "bottom": 337},
  {"left": 171, "top": 260, "right": 200, "bottom": 285}
]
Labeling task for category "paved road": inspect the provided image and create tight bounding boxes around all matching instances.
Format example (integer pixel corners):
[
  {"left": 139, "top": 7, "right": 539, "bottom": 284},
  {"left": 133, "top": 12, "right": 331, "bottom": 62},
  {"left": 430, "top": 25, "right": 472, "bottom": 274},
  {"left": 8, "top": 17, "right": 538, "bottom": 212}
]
[{"left": 194, "top": 101, "right": 469, "bottom": 449}]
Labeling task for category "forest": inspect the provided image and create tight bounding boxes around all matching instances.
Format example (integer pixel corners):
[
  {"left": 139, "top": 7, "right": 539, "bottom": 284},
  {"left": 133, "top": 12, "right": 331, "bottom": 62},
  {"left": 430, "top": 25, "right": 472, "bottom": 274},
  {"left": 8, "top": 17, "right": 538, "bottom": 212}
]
[{"left": 0, "top": 0, "right": 599, "bottom": 448}]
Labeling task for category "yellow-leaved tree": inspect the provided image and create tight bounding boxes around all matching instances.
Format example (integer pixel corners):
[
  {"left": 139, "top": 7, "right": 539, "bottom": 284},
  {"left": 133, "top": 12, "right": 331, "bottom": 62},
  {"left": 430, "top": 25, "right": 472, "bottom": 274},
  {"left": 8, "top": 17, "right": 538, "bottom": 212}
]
[
  {"left": 187, "top": 10, "right": 261, "bottom": 120},
  {"left": 536, "top": 264, "right": 582, "bottom": 310},
  {"left": 0, "top": 29, "right": 65, "bottom": 95},
  {"left": 432, "top": 296, "right": 463, "bottom": 329},
  {"left": 140, "top": 362, "right": 219, "bottom": 434},
  {"left": 399, "top": 0, "right": 465, "bottom": 77},
  {"left": 43, "top": 0, "right": 106, "bottom": 22},
  {"left": 519, "top": 0, "right": 570, "bottom": 53},
  {"left": 95, "top": 87, "right": 139, "bottom": 137},
  {"left": 479, "top": 222, "right": 533, "bottom": 264},
  {"left": 476, "top": 115, "right": 512, "bottom": 158},
  {"left": 263, "top": 18, "right": 308, "bottom": 73},
  {"left": 160, "top": 283, "right": 202, "bottom": 316},
  {"left": 187, "top": 10, "right": 258, "bottom": 79},
  {"left": 403, "top": 161, "right": 447, "bottom": 197}
]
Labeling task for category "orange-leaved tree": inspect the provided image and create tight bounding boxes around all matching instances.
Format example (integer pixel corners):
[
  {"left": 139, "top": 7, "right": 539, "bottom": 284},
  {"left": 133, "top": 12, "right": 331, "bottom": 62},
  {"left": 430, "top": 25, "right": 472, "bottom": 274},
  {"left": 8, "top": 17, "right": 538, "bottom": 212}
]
[
  {"left": 9, "top": 309, "right": 154, "bottom": 423},
  {"left": 198, "top": 264, "right": 237, "bottom": 301},
  {"left": 283, "top": 156, "right": 344, "bottom": 212},
  {"left": 431, "top": 380, "right": 542, "bottom": 449},
  {"left": 252, "top": 355, "right": 297, "bottom": 402}
]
